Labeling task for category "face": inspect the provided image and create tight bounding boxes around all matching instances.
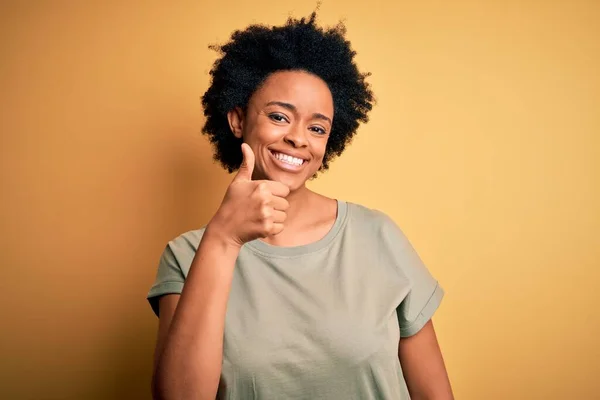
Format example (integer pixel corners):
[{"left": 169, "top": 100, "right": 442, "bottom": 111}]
[{"left": 228, "top": 70, "right": 334, "bottom": 191}]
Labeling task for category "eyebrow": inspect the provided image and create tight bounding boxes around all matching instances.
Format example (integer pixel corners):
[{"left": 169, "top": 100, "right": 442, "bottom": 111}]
[{"left": 265, "top": 101, "right": 332, "bottom": 125}]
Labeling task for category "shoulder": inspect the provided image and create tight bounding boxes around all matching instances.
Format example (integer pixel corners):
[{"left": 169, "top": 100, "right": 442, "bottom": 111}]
[
  {"left": 345, "top": 201, "right": 402, "bottom": 233},
  {"left": 164, "top": 226, "right": 207, "bottom": 258},
  {"left": 344, "top": 201, "right": 415, "bottom": 252}
]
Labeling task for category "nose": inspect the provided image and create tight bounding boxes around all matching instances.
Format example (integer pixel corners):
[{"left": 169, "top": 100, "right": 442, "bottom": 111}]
[{"left": 283, "top": 124, "right": 308, "bottom": 148}]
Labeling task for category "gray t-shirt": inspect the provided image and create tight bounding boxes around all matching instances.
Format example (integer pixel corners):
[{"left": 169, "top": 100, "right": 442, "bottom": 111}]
[{"left": 148, "top": 200, "right": 444, "bottom": 399}]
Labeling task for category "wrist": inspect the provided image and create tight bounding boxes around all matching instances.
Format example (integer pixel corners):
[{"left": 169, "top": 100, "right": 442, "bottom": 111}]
[{"left": 204, "top": 219, "right": 242, "bottom": 252}]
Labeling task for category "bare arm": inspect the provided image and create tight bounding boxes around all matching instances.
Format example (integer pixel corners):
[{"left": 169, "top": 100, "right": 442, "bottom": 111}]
[
  {"left": 152, "top": 294, "right": 179, "bottom": 374},
  {"left": 151, "top": 143, "right": 289, "bottom": 400},
  {"left": 151, "top": 229, "right": 241, "bottom": 400},
  {"left": 399, "top": 320, "right": 454, "bottom": 400}
]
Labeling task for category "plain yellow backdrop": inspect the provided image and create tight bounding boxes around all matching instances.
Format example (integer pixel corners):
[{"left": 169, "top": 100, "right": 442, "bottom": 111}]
[{"left": 1, "top": 1, "right": 598, "bottom": 399}]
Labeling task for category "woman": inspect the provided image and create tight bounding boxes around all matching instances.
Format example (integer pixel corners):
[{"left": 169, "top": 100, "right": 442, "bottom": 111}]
[{"left": 148, "top": 12, "right": 453, "bottom": 400}]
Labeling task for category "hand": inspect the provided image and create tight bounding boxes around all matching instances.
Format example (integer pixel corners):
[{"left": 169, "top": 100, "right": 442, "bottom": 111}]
[{"left": 207, "top": 143, "right": 290, "bottom": 247}]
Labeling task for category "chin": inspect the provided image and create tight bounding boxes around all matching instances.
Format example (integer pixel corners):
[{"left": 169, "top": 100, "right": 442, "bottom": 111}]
[
  {"left": 261, "top": 158, "right": 314, "bottom": 191},
  {"left": 269, "top": 173, "right": 307, "bottom": 192}
]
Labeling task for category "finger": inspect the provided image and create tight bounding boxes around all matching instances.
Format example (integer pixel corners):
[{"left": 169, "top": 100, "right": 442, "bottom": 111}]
[
  {"left": 271, "top": 210, "right": 287, "bottom": 224},
  {"left": 269, "top": 196, "right": 289, "bottom": 212},
  {"left": 269, "top": 222, "right": 285, "bottom": 236},
  {"left": 234, "top": 143, "right": 255, "bottom": 181},
  {"left": 256, "top": 180, "right": 290, "bottom": 197}
]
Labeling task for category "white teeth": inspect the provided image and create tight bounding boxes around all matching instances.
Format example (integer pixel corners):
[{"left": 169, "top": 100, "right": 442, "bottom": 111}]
[{"left": 274, "top": 152, "right": 304, "bottom": 166}]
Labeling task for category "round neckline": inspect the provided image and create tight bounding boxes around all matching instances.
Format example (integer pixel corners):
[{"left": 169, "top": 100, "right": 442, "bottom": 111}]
[{"left": 245, "top": 199, "right": 348, "bottom": 258}]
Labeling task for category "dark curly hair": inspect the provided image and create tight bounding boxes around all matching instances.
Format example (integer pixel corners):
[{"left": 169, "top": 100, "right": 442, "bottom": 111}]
[{"left": 201, "top": 11, "right": 374, "bottom": 173}]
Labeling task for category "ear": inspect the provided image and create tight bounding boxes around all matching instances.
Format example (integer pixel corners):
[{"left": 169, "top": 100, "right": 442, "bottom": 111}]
[{"left": 227, "top": 107, "right": 245, "bottom": 139}]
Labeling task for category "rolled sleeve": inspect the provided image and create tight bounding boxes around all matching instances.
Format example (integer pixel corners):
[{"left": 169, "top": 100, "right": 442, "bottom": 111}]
[
  {"left": 147, "top": 244, "right": 185, "bottom": 316},
  {"left": 398, "top": 282, "right": 444, "bottom": 337}
]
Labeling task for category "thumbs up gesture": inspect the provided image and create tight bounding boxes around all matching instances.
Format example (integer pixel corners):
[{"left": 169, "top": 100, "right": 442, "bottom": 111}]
[{"left": 208, "top": 143, "right": 290, "bottom": 247}]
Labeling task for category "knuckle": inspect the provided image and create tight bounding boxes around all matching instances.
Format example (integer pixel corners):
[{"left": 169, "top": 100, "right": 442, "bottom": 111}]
[
  {"left": 257, "top": 182, "right": 269, "bottom": 194},
  {"left": 261, "top": 219, "right": 273, "bottom": 232},
  {"left": 260, "top": 206, "right": 272, "bottom": 219}
]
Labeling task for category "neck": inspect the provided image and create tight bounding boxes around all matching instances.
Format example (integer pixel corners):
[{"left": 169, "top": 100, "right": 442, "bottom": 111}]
[
  {"left": 258, "top": 185, "right": 337, "bottom": 247},
  {"left": 284, "top": 184, "right": 315, "bottom": 224}
]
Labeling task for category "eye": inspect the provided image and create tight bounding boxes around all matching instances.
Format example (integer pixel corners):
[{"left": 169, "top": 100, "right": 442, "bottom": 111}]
[
  {"left": 269, "top": 113, "right": 289, "bottom": 123},
  {"left": 310, "top": 126, "right": 327, "bottom": 135}
]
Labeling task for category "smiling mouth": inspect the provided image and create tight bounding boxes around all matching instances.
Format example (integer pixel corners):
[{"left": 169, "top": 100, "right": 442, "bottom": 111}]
[{"left": 270, "top": 150, "right": 306, "bottom": 167}]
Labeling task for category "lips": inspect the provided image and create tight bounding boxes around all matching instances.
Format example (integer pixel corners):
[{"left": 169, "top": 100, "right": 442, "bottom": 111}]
[
  {"left": 267, "top": 149, "right": 310, "bottom": 172},
  {"left": 271, "top": 151, "right": 305, "bottom": 166}
]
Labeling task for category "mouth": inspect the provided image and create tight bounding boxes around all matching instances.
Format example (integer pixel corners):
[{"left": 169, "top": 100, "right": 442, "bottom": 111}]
[{"left": 269, "top": 150, "right": 307, "bottom": 171}]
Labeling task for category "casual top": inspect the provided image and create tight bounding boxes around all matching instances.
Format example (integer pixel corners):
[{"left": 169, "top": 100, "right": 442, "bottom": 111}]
[{"left": 148, "top": 200, "right": 444, "bottom": 399}]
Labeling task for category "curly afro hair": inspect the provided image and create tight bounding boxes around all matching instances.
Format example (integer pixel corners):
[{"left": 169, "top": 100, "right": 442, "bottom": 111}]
[{"left": 201, "top": 11, "right": 374, "bottom": 173}]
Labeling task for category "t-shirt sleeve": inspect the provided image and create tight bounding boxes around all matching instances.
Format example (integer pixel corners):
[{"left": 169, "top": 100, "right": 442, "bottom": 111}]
[
  {"left": 382, "top": 214, "right": 445, "bottom": 337},
  {"left": 147, "top": 243, "right": 185, "bottom": 317}
]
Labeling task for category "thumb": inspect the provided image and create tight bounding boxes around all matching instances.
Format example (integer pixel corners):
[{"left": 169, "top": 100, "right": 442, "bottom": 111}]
[{"left": 235, "top": 143, "right": 255, "bottom": 181}]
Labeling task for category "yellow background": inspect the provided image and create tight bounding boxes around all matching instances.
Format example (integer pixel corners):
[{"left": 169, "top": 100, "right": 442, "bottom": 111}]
[{"left": 1, "top": 1, "right": 598, "bottom": 399}]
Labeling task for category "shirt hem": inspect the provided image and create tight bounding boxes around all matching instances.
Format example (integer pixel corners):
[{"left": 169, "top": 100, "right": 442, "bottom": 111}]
[{"left": 147, "top": 281, "right": 184, "bottom": 316}]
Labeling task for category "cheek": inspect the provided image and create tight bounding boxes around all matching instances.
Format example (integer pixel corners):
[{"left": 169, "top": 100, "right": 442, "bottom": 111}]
[
  {"left": 248, "top": 124, "right": 284, "bottom": 145},
  {"left": 306, "top": 149, "right": 327, "bottom": 173},
  {"left": 311, "top": 138, "right": 328, "bottom": 160}
]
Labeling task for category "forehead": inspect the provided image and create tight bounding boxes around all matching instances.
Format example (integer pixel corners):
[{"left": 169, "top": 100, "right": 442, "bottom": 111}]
[{"left": 251, "top": 70, "right": 334, "bottom": 115}]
